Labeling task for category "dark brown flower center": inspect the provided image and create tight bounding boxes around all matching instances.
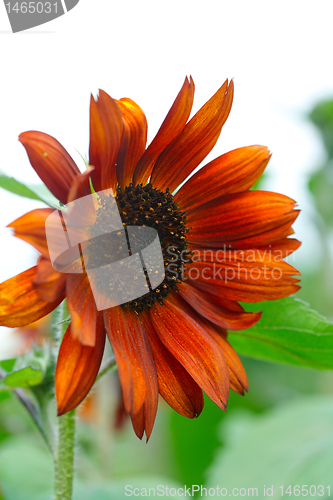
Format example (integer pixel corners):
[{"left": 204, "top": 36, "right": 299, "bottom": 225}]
[{"left": 87, "top": 183, "right": 191, "bottom": 313}]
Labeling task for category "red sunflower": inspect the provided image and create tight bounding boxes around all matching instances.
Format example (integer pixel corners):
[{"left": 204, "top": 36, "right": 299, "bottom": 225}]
[{"left": 0, "top": 78, "right": 300, "bottom": 439}]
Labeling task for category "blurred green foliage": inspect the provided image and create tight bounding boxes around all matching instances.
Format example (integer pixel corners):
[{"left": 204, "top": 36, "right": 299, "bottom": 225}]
[
  {"left": 309, "top": 99, "right": 333, "bottom": 159},
  {"left": 297, "top": 97, "right": 333, "bottom": 317},
  {"left": 207, "top": 396, "right": 333, "bottom": 499}
]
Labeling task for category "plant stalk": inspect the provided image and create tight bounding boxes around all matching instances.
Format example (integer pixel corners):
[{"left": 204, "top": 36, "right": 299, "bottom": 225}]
[
  {"left": 54, "top": 409, "right": 75, "bottom": 500},
  {"left": 54, "top": 300, "right": 76, "bottom": 500}
]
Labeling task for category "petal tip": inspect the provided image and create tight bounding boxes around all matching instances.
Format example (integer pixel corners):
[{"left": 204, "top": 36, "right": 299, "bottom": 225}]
[{"left": 57, "top": 403, "right": 67, "bottom": 417}]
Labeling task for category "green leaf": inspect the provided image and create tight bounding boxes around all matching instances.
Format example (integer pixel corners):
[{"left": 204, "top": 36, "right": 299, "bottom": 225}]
[
  {"left": 0, "top": 359, "right": 17, "bottom": 395},
  {"left": 207, "top": 396, "right": 333, "bottom": 496},
  {"left": 28, "top": 183, "right": 63, "bottom": 209},
  {"left": 4, "top": 365, "right": 44, "bottom": 388},
  {"left": 2, "top": 345, "right": 51, "bottom": 389},
  {"left": 228, "top": 298, "right": 333, "bottom": 369},
  {"left": 0, "top": 170, "right": 62, "bottom": 209},
  {"left": 0, "top": 359, "right": 16, "bottom": 373}
]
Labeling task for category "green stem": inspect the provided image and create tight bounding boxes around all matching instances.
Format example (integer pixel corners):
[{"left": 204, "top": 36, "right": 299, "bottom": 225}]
[
  {"left": 54, "top": 300, "right": 75, "bottom": 500},
  {"left": 54, "top": 410, "right": 75, "bottom": 500}
]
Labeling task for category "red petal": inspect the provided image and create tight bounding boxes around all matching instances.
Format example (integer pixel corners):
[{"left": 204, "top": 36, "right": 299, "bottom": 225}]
[
  {"left": 67, "top": 166, "right": 97, "bottom": 227},
  {"left": 33, "top": 256, "right": 67, "bottom": 302},
  {"left": 149, "top": 297, "right": 230, "bottom": 410},
  {"left": 133, "top": 77, "right": 195, "bottom": 186},
  {"left": 130, "top": 356, "right": 159, "bottom": 441},
  {"left": 116, "top": 98, "right": 148, "bottom": 188},
  {"left": 179, "top": 281, "right": 262, "bottom": 330},
  {"left": 175, "top": 145, "right": 271, "bottom": 211},
  {"left": 7, "top": 208, "right": 54, "bottom": 258},
  {"left": 185, "top": 248, "right": 300, "bottom": 302},
  {"left": 56, "top": 317, "right": 106, "bottom": 415},
  {"left": 256, "top": 238, "right": 301, "bottom": 258},
  {"left": 190, "top": 247, "right": 301, "bottom": 272},
  {"left": 197, "top": 323, "right": 248, "bottom": 394},
  {"left": 151, "top": 80, "right": 234, "bottom": 193},
  {"left": 67, "top": 165, "right": 94, "bottom": 201},
  {"left": 167, "top": 294, "right": 248, "bottom": 395},
  {"left": 66, "top": 274, "right": 98, "bottom": 347},
  {"left": 209, "top": 331, "right": 249, "bottom": 394},
  {"left": 198, "top": 320, "right": 248, "bottom": 394},
  {"left": 187, "top": 190, "right": 300, "bottom": 248},
  {"left": 189, "top": 247, "right": 301, "bottom": 271},
  {"left": 104, "top": 307, "right": 158, "bottom": 421},
  {"left": 89, "top": 90, "right": 123, "bottom": 192},
  {"left": 19, "top": 132, "right": 80, "bottom": 204},
  {"left": 140, "top": 311, "right": 204, "bottom": 419},
  {"left": 0, "top": 267, "right": 64, "bottom": 327}
]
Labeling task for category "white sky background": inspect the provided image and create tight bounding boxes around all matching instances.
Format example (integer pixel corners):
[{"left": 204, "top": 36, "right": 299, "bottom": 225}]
[{"left": 0, "top": 0, "right": 333, "bottom": 353}]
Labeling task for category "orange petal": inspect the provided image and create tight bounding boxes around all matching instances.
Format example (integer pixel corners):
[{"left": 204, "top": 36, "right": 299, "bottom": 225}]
[
  {"left": 104, "top": 307, "right": 158, "bottom": 420},
  {"left": 33, "top": 256, "right": 67, "bottom": 302},
  {"left": 189, "top": 247, "right": 301, "bottom": 273},
  {"left": 179, "top": 281, "right": 262, "bottom": 330},
  {"left": 185, "top": 249, "right": 300, "bottom": 303},
  {"left": 140, "top": 310, "right": 204, "bottom": 419},
  {"left": 116, "top": 98, "right": 148, "bottom": 188},
  {"left": 151, "top": 79, "right": 234, "bottom": 193},
  {"left": 130, "top": 352, "right": 159, "bottom": 441},
  {"left": 66, "top": 166, "right": 97, "bottom": 227},
  {"left": 133, "top": 76, "right": 195, "bottom": 186},
  {"left": 19, "top": 131, "right": 80, "bottom": 204},
  {"left": 199, "top": 321, "right": 248, "bottom": 394},
  {"left": 0, "top": 267, "right": 64, "bottom": 327},
  {"left": 242, "top": 226, "right": 297, "bottom": 249},
  {"left": 256, "top": 238, "right": 301, "bottom": 258},
  {"left": 209, "top": 330, "right": 249, "bottom": 394},
  {"left": 149, "top": 297, "right": 230, "bottom": 410},
  {"left": 167, "top": 293, "right": 248, "bottom": 395},
  {"left": 191, "top": 317, "right": 248, "bottom": 394},
  {"left": 7, "top": 208, "right": 54, "bottom": 258},
  {"left": 66, "top": 274, "right": 98, "bottom": 347},
  {"left": 67, "top": 165, "right": 94, "bottom": 201},
  {"left": 175, "top": 145, "right": 271, "bottom": 211},
  {"left": 89, "top": 90, "right": 123, "bottom": 192},
  {"left": 187, "top": 190, "right": 300, "bottom": 248},
  {"left": 56, "top": 317, "right": 106, "bottom": 415}
]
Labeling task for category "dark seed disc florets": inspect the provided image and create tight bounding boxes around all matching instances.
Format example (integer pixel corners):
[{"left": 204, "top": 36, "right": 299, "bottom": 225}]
[
  {"left": 117, "top": 183, "right": 191, "bottom": 313},
  {"left": 88, "top": 183, "right": 192, "bottom": 313}
]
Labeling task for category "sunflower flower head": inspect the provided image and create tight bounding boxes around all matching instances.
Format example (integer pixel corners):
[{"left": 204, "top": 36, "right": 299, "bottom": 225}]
[{"left": 0, "top": 77, "right": 301, "bottom": 440}]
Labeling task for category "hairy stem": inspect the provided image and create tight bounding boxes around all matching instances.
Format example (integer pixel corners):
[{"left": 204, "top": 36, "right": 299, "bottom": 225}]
[
  {"left": 54, "top": 410, "right": 75, "bottom": 500},
  {"left": 54, "top": 300, "right": 76, "bottom": 500}
]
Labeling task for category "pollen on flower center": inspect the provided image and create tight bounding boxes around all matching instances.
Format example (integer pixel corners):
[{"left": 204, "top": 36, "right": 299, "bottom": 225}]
[{"left": 87, "top": 183, "right": 192, "bottom": 313}]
